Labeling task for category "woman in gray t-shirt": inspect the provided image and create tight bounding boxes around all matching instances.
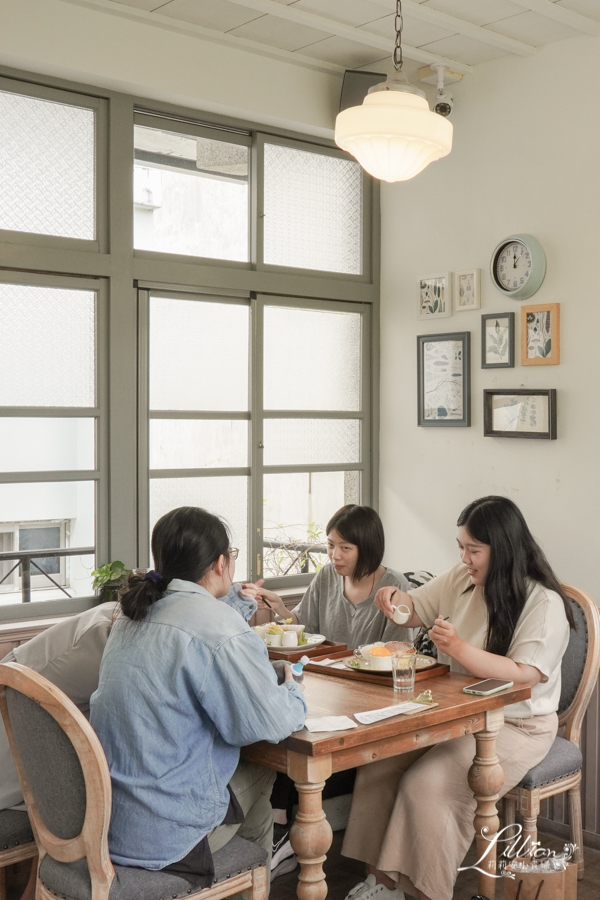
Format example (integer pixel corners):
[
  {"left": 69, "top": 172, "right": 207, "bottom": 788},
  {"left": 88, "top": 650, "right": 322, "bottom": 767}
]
[{"left": 254, "top": 504, "right": 412, "bottom": 650}]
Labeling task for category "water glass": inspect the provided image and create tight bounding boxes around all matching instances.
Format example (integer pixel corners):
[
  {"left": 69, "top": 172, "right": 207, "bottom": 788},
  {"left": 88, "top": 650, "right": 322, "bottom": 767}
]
[{"left": 391, "top": 651, "right": 417, "bottom": 694}]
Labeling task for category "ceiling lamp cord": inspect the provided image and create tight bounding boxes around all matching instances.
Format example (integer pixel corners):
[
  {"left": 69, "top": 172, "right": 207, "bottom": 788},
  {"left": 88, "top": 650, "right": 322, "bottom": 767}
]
[{"left": 334, "top": 0, "right": 454, "bottom": 183}]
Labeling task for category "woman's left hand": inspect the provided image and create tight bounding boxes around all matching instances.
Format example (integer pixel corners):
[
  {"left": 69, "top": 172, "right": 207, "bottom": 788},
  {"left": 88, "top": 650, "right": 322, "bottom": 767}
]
[{"left": 429, "top": 617, "right": 462, "bottom": 657}]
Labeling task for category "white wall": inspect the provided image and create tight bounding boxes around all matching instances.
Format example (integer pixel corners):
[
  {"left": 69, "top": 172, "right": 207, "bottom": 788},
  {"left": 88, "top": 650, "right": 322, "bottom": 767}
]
[
  {"left": 379, "top": 35, "right": 600, "bottom": 600},
  {"left": 0, "top": 0, "right": 339, "bottom": 137}
]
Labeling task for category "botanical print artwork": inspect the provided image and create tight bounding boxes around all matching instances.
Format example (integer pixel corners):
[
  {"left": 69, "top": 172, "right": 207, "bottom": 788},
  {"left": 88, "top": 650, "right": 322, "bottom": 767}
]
[
  {"left": 485, "top": 317, "right": 510, "bottom": 365},
  {"left": 419, "top": 276, "right": 447, "bottom": 317},
  {"left": 527, "top": 310, "right": 552, "bottom": 359},
  {"left": 423, "top": 340, "right": 463, "bottom": 420},
  {"left": 491, "top": 394, "right": 549, "bottom": 434}
]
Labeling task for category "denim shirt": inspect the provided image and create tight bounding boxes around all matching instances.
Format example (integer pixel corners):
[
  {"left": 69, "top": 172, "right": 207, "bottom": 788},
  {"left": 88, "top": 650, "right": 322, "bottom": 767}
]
[{"left": 89, "top": 580, "right": 307, "bottom": 869}]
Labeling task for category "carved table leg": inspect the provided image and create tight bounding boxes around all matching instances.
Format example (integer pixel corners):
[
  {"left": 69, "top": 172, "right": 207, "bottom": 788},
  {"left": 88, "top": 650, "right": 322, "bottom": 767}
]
[
  {"left": 288, "top": 752, "right": 333, "bottom": 900},
  {"left": 469, "top": 708, "right": 505, "bottom": 900}
]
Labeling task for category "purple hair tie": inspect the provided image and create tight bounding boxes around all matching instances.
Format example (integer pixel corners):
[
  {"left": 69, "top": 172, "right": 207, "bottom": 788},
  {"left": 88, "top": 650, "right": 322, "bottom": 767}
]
[{"left": 144, "top": 570, "right": 162, "bottom": 584}]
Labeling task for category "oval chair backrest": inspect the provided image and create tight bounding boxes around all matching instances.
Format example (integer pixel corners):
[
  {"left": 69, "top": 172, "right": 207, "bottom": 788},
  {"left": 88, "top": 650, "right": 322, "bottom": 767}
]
[
  {"left": 6, "top": 687, "right": 87, "bottom": 840},
  {"left": 559, "top": 594, "right": 588, "bottom": 716}
]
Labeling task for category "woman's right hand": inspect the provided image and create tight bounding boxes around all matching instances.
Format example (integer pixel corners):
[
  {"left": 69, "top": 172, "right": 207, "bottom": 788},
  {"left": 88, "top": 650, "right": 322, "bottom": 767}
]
[
  {"left": 284, "top": 664, "right": 305, "bottom": 691},
  {"left": 374, "top": 585, "right": 400, "bottom": 619},
  {"left": 241, "top": 581, "right": 296, "bottom": 621}
]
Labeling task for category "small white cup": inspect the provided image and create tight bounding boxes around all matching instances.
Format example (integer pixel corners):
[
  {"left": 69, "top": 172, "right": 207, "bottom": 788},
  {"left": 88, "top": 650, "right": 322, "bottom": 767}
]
[
  {"left": 265, "top": 633, "right": 283, "bottom": 647},
  {"left": 392, "top": 604, "right": 411, "bottom": 625},
  {"left": 353, "top": 642, "right": 384, "bottom": 661},
  {"left": 281, "top": 631, "right": 298, "bottom": 647}
]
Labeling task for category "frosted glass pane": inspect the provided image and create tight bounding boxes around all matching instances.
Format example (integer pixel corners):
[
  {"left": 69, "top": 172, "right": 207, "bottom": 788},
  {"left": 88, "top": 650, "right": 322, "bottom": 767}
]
[
  {"left": 0, "top": 480, "right": 95, "bottom": 606},
  {"left": 263, "top": 471, "right": 359, "bottom": 578},
  {"left": 150, "top": 477, "right": 248, "bottom": 580},
  {"left": 150, "top": 420, "right": 247, "bottom": 469},
  {"left": 263, "top": 143, "right": 362, "bottom": 274},
  {"left": 134, "top": 126, "right": 248, "bottom": 261},
  {"left": 0, "top": 284, "right": 96, "bottom": 407},
  {"left": 0, "top": 419, "right": 94, "bottom": 471},
  {"left": 264, "top": 307, "right": 361, "bottom": 410},
  {"left": 263, "top": 419, "right": 360, "bottom": 466},
  {"left": 149, "top": 297, "right": 249, "bottom": 411},
  {"left": 0, "top": 90, "right": 95, "bottom": 239}
]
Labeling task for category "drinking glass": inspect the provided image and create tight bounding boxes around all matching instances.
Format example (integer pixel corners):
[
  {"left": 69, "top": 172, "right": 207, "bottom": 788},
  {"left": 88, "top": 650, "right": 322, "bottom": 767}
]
[{"left": 391, "top": 651, "right": 417, "bottom": 694}]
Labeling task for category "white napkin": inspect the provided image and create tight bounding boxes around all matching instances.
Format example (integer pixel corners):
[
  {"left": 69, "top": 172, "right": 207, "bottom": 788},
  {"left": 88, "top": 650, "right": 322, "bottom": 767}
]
[{"left": 304, "top": 716, "right": 358, "bottom": 732}]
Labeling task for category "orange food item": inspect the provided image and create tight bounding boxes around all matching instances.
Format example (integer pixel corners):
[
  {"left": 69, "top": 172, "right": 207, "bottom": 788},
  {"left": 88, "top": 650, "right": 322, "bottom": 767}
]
[
  {"left": 370, "top": 646, "right": 392, "bottom": 657},
  {"left": 385, "top": 641, "right": 415, "bottom": 655}
]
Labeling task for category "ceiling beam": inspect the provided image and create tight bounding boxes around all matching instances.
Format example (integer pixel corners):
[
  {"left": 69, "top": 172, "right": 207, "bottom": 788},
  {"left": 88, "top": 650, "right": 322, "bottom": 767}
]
[
  {"left": 60, "top": 0, "right": 344, "bottom": 75},
  {"left": 510, "top": 0, "right": 600, "bottom": 36},
  {"left": 216, "top": 0, "right": 473, "bottom": 73},
  {"left": 369, "top": 0, "right": 537, "bottom": 56}
]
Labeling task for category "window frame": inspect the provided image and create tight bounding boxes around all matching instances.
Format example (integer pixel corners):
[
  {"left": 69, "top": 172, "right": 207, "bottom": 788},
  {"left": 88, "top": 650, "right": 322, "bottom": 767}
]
[
  {"left": 0, "top": 76, "right": 108, "bottom": 254},
  {"left": 137, "top": 287, "right": 372, "bottom": 590},
  {"left": 0, "top": 268, "right": 108, "bottom": 620},
  {"left": 254, "top": 134, "right": 372, "bottom": 283}
]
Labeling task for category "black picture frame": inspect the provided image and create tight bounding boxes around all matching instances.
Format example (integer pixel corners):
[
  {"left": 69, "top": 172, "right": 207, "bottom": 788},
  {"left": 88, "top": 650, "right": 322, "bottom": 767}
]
[
  {"left": 417, "top": 332, "right": 470, "bottom": 427},
  {"left": 483, "top": 389, "right": 557, "bottom": 440},
  {"left": 481, "top": 312, "right": 515, "bottom": 368}
]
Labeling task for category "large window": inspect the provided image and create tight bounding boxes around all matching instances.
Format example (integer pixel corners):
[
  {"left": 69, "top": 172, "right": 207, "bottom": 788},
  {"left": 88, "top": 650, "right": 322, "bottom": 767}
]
[
  {"left": 0, "top": 68, "right": 376, "bottom": 619},
  {"left": 140, "top": 292, "right": 370, "bottom": 587}
]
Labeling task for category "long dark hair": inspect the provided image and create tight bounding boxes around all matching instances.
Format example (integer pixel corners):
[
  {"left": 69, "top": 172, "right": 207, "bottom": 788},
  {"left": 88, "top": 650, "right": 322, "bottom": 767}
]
[
  {"left": 457, "top": 496, "right": 574, "bottom": 656},
  {"left": 326, "top": 505, "right": 384, "bottom": 582},
  {"left": 120, "top": 507, "right": 230, "bottom": 621}
]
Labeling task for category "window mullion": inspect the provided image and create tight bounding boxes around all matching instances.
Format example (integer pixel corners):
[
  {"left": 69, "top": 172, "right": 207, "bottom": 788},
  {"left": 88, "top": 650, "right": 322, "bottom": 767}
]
[{"left": 249, "top": 294, "right": 264, "bottom": 583}]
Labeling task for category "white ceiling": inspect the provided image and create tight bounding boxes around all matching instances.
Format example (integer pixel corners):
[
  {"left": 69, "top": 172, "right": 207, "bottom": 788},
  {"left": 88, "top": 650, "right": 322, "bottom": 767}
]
[{"left": 72, "top": 0, "right": 600, "bottom": 78}]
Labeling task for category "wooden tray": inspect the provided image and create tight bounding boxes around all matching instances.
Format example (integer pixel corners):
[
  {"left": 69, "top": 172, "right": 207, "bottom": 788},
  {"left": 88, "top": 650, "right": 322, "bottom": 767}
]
[
  {"left": 268, "top": 640, "right": 347, "bottom": 662},
  {"left": 304, "top": 649, "right": 449, "bottom": 686}
]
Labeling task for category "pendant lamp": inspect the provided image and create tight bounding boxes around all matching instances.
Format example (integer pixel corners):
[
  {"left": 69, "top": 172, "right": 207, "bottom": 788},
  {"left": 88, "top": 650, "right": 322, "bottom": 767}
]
[{"left": 335, "top": 2, "right": 453, "bottom": 183}]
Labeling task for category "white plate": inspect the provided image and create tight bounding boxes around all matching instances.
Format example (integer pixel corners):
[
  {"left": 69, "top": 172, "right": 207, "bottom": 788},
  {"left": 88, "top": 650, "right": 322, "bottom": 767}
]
[
  {"left": 303, "top": 633, "right": 326, "bottom": 646},
  {"left": 343, "top": 655, "right": 437, "bottom": 673}
]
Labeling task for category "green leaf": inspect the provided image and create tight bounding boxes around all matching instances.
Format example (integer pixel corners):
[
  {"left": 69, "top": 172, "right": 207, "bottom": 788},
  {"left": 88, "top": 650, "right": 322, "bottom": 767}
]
[{"left": 545, "top": 339, "right": 552, "bottom": 356}]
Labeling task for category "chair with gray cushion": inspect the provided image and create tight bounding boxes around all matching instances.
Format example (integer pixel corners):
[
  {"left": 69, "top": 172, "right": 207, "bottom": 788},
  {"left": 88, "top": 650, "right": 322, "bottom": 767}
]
[
  {"left": 0, "top": 809, "right": 36, "bottom": 900},
  {"left": 0, "top": 662, "right": 268, "bottom": 900},
  {"left": 504, "top": 584, "right": 600, "bottom": 879}
]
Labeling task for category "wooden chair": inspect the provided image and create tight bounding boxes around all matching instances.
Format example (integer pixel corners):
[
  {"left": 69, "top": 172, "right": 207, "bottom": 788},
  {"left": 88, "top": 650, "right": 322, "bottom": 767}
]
[
  {"left": 0, "top": 810, "right": 36, "bottom": 900},
  {"left": 0, "top": 662, "right": 268, "bottom": 900},
  {"left": 504, "top": 584, "right": 600, "bottom": 879}
]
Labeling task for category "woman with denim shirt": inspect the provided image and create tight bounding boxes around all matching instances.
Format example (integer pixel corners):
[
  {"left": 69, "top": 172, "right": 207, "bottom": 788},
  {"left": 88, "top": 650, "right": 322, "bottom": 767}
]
[{"left": 90, "top": 506, "right": 307, "bottom": 890}]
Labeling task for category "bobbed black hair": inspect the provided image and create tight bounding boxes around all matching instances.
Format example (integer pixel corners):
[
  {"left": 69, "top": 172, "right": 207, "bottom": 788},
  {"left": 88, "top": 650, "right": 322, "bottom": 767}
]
[
  {"left": 326, "top": 504, "right": 384, "bottom": 582},
  {"left": 120, "top": 506, "right": 230, "bottom": 622},
  {"left": 457, "top": 495, "right": 574, "bottom": 656}
]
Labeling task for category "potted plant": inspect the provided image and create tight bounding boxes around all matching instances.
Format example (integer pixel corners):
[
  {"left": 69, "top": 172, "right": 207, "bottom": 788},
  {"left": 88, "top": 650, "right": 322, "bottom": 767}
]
[{"left": 91, "top": 560, "right": 131, "bottom": 603}]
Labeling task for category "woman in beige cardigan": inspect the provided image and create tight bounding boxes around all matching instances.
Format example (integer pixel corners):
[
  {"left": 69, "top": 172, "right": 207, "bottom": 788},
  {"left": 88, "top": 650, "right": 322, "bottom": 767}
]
[{"left": 341, "top": 496, "right": 573, "bottom": 900}]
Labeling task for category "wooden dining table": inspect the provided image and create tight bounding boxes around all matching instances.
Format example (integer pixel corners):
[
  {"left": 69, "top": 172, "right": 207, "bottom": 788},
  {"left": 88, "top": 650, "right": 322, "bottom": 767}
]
[{"left": 242, "top": 670, "right": 531, "bottom": 900}]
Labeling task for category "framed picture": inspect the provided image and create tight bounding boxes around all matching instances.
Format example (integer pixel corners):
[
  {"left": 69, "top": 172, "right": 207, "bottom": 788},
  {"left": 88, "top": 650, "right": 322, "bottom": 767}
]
[
  {"left": 455, "top": 269, "right": 481, "bottom": 311},
  {"left": 521, "top": 303, "right": 560, "bottom": 366},
  {"left": 418, "top": 273, "right": 452, "bottom": 319},
  {"left": 417, "top": 332, "right": 470, "bottom": 427},
  {"left": 483, "top": 389, "right": 557, "bottom": 440},
  {"left": 481, "top": 312, "right": 515, "bottom": 368}
]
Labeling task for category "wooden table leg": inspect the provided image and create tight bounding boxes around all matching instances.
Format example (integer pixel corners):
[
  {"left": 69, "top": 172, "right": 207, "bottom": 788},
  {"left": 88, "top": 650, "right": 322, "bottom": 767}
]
[
  {"left": 468, "top": 708, "right": 505, "bottom": 900},
  {"left": 287, "top": 753, "right": 333, "bottom": 900}
]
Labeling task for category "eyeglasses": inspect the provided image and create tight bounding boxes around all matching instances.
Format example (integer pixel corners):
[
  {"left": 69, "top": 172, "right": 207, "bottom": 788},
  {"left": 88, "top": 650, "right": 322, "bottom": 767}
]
[{"left": 229, "top": 547, "right": 239, "bottom": 560}]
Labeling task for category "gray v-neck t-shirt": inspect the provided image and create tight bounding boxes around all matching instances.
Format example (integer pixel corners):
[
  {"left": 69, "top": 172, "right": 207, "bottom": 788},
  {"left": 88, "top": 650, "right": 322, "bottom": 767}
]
[{"left": 293, "top": 564, "right": 413, "bottom": 649}]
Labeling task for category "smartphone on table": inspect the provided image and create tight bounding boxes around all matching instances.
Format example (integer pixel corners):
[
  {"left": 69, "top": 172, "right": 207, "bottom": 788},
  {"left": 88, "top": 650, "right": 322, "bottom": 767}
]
[{"left": 463, "top": 678, "right": 514, "bottom": 696}]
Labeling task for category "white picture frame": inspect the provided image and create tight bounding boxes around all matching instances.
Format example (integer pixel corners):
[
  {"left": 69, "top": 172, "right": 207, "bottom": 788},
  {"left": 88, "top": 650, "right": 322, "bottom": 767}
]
[
  {"left": 454, "top": 268, "right": 481, "bottom": 311},
  {"left": 418, "top": 272, "right": 452, "bottom": 319}
]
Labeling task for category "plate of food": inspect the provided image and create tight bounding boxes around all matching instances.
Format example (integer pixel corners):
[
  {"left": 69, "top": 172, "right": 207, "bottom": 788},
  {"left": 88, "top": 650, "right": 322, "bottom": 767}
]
[
  {"left": 344, "top": 642, "right": 437, "bottom": 673},
  {"left": 304, "top": 633, "right": 326, "bottom": 646}
]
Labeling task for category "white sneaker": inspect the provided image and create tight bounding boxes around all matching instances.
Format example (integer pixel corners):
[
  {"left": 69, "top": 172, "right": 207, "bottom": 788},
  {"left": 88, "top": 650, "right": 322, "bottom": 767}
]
[
  {"left": 345, "top": 875, "right": 377, "bottom": 900},
  {"left": 344, "top": 877, "right": 405, "bottom": 900}
]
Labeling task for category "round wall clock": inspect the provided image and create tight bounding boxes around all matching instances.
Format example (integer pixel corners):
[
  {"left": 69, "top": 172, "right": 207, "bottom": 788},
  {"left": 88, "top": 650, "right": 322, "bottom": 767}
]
[{"left": 490, "top": 234, "right": 546, "bottom": 300}]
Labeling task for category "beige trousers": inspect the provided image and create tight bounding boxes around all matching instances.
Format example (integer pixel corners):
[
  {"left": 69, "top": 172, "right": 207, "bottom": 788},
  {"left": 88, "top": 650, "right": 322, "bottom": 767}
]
[{"left": 342, "top": 713, "right": 558, "bottom": 900}]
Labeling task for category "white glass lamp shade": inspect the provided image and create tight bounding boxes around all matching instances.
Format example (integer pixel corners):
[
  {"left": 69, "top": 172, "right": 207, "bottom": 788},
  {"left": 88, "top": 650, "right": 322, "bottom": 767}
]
[{"left": 335, "top": 88, "right": 453, "bottom": 183}]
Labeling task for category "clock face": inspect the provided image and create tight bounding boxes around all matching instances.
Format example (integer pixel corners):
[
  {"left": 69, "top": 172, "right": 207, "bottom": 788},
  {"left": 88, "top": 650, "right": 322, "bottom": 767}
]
[{"left": 494, "top": 240, "right": 531, "bottom": 293}]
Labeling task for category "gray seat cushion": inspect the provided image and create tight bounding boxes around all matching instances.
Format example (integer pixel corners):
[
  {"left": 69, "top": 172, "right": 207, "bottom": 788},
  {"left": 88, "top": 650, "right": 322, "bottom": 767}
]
[
  {"left": 39, "top": 835, "right": 267, "bottom": 900},
  {"left": 559, "top": 596, "right": 588, "bottom": 714},
  {"left": 516, "top": 736, "right": 582, "bottom": 790},
  {"left": 0, "top": 809, "right": 34, "bottom": 851}
]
